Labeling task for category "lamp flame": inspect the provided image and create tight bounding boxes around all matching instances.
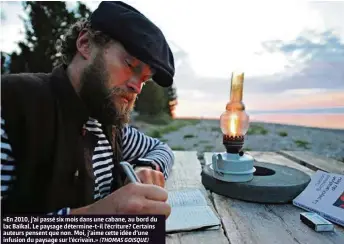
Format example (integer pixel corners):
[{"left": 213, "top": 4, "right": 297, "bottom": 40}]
[{"left": 229, "top": 113, "right": 238, "bottom": 136}]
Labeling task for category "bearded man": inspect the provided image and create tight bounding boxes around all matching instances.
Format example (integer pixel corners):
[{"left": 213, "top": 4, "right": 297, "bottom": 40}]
[{"left": 1, "top": 1, "right": 174, "bottom": 217}]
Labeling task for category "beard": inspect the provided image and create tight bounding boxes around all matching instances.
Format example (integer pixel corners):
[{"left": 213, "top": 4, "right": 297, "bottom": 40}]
[{"left": 79, "top": 53, "right": 134, "bottom": 127}]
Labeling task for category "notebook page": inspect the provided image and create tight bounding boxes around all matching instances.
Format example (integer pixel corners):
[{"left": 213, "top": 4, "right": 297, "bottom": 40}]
[
  {"left": 167, "top": 189, "right": 208, "bottom": 207},
  {"left": 166, "top": 205, "right": 221, "bottom": 233}
]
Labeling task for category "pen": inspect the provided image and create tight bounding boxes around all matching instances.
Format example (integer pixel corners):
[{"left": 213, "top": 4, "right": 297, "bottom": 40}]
[{"left": 120, "top": 161, "right": 141, "bottom": 183}]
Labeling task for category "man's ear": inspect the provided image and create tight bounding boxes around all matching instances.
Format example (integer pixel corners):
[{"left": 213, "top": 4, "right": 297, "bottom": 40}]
[{"left": 76, "top": 29, "right": 92, "bottom": 60}]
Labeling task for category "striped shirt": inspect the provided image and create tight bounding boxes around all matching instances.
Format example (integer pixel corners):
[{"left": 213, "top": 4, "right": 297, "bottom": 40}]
[{"left": 0, "top": 115, "right": 174, "bottom": 215}]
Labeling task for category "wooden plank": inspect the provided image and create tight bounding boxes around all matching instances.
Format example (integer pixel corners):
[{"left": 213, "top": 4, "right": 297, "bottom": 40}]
[
  {"left": 165, "top": 151, "right": 229, "bottom": 244},
  {"left": 213, "top": 194, "right": 344, "bottom": 244},
  {"left": 165, "top": 150, "right": 204, "bottom": 191},
  {"left": 278, "top": 150, "right": 344, "bottom": 174},
  {"left": 166, "top": 230, "right": 229, "bottom": 244},
  {"left": 203, "top": 151, "right": 344, "bottom": 244}
]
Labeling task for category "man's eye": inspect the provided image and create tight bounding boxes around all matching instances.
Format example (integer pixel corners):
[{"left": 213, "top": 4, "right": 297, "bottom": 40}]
[{"left": 125, "top": 59, "right": 133, "bottom": 68}]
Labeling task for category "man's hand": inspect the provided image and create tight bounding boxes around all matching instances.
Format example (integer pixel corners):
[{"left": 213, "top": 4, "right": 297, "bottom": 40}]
[
  {"left": 131, "top": 166, "right": 165, "bottom": 188},
  {"left": 70, "top": 183, "right": 171, "bottom": 218}
]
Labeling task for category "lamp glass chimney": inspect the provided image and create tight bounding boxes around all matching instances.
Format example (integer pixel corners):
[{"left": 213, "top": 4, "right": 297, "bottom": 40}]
[{"left": 220, "top": 71, "right": 250, "bottom": 137}]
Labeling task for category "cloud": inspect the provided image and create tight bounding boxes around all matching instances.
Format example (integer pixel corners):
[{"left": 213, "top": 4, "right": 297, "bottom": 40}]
[
  {"left": 1, "top": 8, "right": 5, "bottom": 21},
  {"left": 175, "top": 31, "right": 344, "bottom": 90},
  {"left": 255, "top": 30, "right": 344, "bottom": 92},
  {"left": 262, "top": 30, "right": 344, "bottom": 64},
  {"left": 309, "top": 1, "right": 344, "bottom": 41},
  {"left": 173, "top": 29, "right": 344, "bottom": 116}
]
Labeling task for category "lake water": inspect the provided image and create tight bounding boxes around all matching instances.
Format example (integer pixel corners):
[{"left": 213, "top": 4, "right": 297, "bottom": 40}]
[{"left": 248, "top": 107, "right": 344, "bottom": 130}]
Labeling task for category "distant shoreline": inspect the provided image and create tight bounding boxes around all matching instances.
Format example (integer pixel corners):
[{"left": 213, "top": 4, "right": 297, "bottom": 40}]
[
  {"left": 247, "top": 107, "right": 344, "bottom": 114},
  {"left": 248, "top": 121, "right": 344, "bottom": 133},
  {"left": 133, "top": 116, "right": 344, "bottom": 162},
  {"left": 175, "top": 113, "right": 344, "bottom": 131}
]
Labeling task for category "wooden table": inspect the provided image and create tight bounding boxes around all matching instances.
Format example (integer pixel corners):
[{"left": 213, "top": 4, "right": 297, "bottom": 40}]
[{"left": 165, "top": 150, "right": 344, "bottom": 244}]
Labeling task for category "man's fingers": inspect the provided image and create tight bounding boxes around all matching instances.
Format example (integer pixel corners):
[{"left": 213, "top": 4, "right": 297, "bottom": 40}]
[
  {"left": 142, "top": 199, "right": 171, "bottom": 219},
  {"left": 139, "top": 184, "right": 168, "bottom": 202},
  {"left": 137, "top": 169, "right": 164, "bottom": 187},
  {"left": 153, "top": 171, "right": 165, "bottom": 187},
  {"left": 139, "top": 170, "right": 153, "bottom": 185}
]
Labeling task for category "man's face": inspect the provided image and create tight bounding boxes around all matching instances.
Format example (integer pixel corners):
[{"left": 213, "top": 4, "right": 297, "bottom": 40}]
[{"left": 79, "top": 42, "right": 154, "bottom": 126}]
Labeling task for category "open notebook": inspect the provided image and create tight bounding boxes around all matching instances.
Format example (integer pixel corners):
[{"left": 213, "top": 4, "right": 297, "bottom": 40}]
[{"left": 166, "top": 188, "right": 221, "bottom": 233}]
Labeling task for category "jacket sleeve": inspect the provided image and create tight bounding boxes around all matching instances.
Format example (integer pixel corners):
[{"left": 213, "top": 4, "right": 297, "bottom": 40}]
[
  {"left": 1, "top": 116, "right": 16, "bottom": 200},
  {"left": 0, "top": 113, "right": 70, "bottom": 215},
  {"left": 121, "top": 125, "right": 174, "bottom": 179}
]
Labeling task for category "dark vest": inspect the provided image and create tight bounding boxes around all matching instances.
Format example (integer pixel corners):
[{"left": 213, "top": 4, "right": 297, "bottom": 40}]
[{"left": 1, "top": 65, "right": 125, "bottom": 214}]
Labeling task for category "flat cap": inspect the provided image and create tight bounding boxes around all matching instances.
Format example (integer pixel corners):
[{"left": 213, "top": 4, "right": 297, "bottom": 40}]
[{"left": 90, "top": 1, "right": 175, "bottom": 87}]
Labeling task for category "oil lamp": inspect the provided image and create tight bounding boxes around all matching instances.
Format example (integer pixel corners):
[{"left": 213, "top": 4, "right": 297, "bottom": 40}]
[
  {"left": 201, "top": 71, "right": 311, "bottom": 203},
  {"left": 212, "top": 72, "right": 256, "bottom": 182}
]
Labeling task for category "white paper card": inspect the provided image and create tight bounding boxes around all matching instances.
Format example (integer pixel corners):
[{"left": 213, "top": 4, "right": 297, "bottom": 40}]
[{"left": 293, "top": 170, "right": 344, "bottom": 227}]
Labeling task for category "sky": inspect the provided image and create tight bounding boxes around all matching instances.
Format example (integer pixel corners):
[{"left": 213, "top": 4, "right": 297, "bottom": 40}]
[{"left": 1, "top": 0, "right": 344, "bottom": 119}]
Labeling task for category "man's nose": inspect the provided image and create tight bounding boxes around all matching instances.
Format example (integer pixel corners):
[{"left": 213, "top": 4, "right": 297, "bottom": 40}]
[{"left": 127, "top": 78, "right": 143, "bottom": 94}]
